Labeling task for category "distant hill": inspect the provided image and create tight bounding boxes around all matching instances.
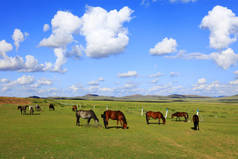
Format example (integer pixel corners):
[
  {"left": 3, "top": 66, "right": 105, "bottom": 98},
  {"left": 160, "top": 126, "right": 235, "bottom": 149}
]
[{"left": 29, "top": 96, "right": 41, "bottom": 99}]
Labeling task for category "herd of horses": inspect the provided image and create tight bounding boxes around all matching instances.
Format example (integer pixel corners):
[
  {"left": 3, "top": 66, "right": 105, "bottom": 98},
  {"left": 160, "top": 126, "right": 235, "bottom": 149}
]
[{"left": 17, "top": 104, "right": 199, "bottom": 130}]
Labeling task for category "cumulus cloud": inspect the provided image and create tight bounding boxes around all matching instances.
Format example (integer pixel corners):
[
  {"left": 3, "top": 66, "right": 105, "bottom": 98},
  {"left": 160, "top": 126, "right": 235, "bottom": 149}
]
[
  {"left": 66, "top": 45, "right": 83, "bottom": 58},
  {"left": 0, "top": 40, "right": 53, "bottom": 72},
  {"left": 43, "top": 24, "right": 50, "bottom": 32},
  {"left": 39, "top": 11, "right": 81, "bottom": 48},
  {"left": 118, "top": 71, "right": 138, "bottom": 78},
  {"left": 200, "top": 5, "right": 238, "bottom": 50},
  {"left": 210, "top": 48, "right": 238, "bottom": 69},
  {"left": 168, "top": 48, "right": 238, "bottom": 69},
  {"left": 150, "top": 37, "right": 177, "bottom": 55},
  {"left": 0, "top": 40, "right": 13, "bottom": 57},
  {"left": 80, "top": 6, "right": 133, "bottom": 58},
  {"left": 12, "top": 29, "right": 25, "bottom": 50}
]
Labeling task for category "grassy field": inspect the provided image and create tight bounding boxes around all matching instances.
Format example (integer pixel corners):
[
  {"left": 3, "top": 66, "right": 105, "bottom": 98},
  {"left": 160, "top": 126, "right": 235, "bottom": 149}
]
[{"left": 0, "top": 98, "right": 237, "bottom": 159}]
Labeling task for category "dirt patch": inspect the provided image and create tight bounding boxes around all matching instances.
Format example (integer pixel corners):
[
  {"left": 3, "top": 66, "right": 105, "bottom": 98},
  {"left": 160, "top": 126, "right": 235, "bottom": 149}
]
[{"left": 0, "top": 97, "right": 31, "bottom": 105}]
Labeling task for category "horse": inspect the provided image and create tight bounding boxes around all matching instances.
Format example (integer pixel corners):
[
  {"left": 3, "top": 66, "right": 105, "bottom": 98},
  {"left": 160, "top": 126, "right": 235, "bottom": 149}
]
[
  {"left": 171, "top": 112, "right": 189, "bottom": 122},
  {"left": 146, "top": 111, "right": 166, "bottom": 125},
  {"left": 101, "top": 110, "right": 128, "bottom": 129},
  {"left": 193, "top": 114, "right": 199, "bottom": 130},
  {"left": 49, "top": 104, "right": 55, "bottom": 111},
  {"left": 72, "top": 105, "right": 77, "bottom": 112},
  {"left": 35, "top": 104, "right": 41, "bottom": 111},
  {"left": 76, "top": 110, "right": 99, "bottom": 126},
  {"left": 17, "top": 105, "right": 29, "bottom": 115},
  {"left": 29, "top": 106, "right": 34, "bottom": 115}
]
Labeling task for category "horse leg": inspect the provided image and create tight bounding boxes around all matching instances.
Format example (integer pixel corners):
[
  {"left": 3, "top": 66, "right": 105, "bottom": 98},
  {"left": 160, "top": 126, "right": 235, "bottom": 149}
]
[
  {"left": 76, "top": 116, "right": 80, "bottom": 126},
  {"left": 87, "top": 118, "right": 91, "bottom": 125},
  {"left": 158, "top": 118, "right": 160, "bottom": 124},
  {"left": 120, "top": 120, "right": 123, "bottom": 128},
  {"left": 103, "top": 119, "right": 108, "bottom": 129},
  {"left": 146, "top": 116, "right": 149, "bottom": 124}
]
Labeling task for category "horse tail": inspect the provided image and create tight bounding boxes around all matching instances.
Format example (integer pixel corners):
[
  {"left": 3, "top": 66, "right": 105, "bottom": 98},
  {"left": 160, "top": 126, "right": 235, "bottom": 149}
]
[{"left": 90, "top": 110, "right": 99, "bottom": 122}]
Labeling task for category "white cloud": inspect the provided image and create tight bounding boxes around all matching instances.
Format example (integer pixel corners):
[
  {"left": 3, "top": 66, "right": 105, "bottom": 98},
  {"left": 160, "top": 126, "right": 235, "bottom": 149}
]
[
  {"left": 198, "top": 78, "right": 207, "bottom": 84},
  {"left": 0, "top": 40, "right": 13, "bottom": 57},
  {"left": 43, "top": 24, "right": 50, "bottom": 32},
  {"left": 69, "top": 85, "right": 79, "bottom": 92},
  {"left": 52, "top": 48, "right": 67, "bottom": 72},
  {"left": 118, "top": 71, "right": 138, "bottom": 78},
  {"left": 39, "top": 11, "right": 81, "bottom": 48},
  {"left": 168, "top": 48, "right": 238, "bottom": 69},
  {"left": 12, "top": 29, "right": 25, "bottom": 50},
  {"left": 66, "top": 45, "right": 83, "bottom": 58},
  {"left": 229, "top": 79, "right": 238, "bottom": 85},
  {"left": 151, "top": 79, "right": 159, "bottom": 84},
  {"left": 80, "top": 6, "right": 133, "bottom": 58},
  {"left": 200, "top": 5, "right": 238, "bottom": 49},
  {"left": 0, "top": 78, "right": 9, "bottom": 83},
  {"left": 88, "top": 77, "right": 104, "bottom": 86},
  {"left": 150, "top": 37, "right": 177, "bottom": 55},
  {"left": 17, "top": 75, "right": 35, "bottom": 85},
  {"left": 149, "top": 72, "right": 163, "bottom": 78},
  {"left": 210, "top": 48, "right": 238, "bottom": 69}
]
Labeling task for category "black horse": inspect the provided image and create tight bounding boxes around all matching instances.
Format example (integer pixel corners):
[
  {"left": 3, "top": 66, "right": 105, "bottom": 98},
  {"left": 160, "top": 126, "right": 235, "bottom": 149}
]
[
  {"left": 193, "top": 114, "right": 199, "bottom": 130},
  {"left": 49, "top": 104, "right": 55, "bottom": 111},
  {"left": 35, "top": 104, "right": 41, "bottom": 111},
  {"left": 76, "top": 110, "right": 99, "bottom": 126},
  {"left": 17, "top": 105, "right": 29, "bottom": 115}
]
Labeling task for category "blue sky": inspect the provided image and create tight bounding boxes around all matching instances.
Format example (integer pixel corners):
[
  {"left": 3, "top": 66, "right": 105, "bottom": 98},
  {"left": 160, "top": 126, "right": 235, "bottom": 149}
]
[{"left": 1, "top": 0, "right": 238, "bottom": 97}]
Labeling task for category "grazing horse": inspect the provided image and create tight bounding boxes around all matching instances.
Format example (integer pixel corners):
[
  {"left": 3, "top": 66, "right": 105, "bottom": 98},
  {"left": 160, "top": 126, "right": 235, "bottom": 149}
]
[
  {"left": 101, "top": 110, "right": 128, "bottom": 129},
  {"left": 35, "top": 104, "right": 41, "bottom": 111},
  {"left": 17, "top": 105, "right": 29, "bottom": 115},
  {"left": 76, "top": 110, "right": 99, "bottom": 126},
  {"left": 49, "top": 104, "right": 55, "bottom": 111},
  {"left": 146, "top": 111, "right": 166, "bottom": 124},
  {"left": 193, "top": 114, "right": 199, "bottom": 130},
  {"left": 29, "top": 106, "right": 34, "bottom": 115},
  {"left": 72, "top": 105, "right": 77, "bottom": 112},
  {"left": 171, "top": 112, "right": 189, "bottom": 122}
]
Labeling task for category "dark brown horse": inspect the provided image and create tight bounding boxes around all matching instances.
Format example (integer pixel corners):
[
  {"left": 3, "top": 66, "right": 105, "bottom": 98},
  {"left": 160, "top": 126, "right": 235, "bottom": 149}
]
[
  {"left": 171, "top": 112, "right": 189, "bottom": 122},
  {"left": 193, "top": 114, "right": 199, "bottom": 130},
  {"left": 17, "top": 105, "right": 29, "bottom": 115},
  {"left": 49, "top": 104, "right": 55, "bottom": 111},
  {"left": 72, "top": 105, "right": 77, "bottom": 112},
  {"left": 146, "top": 111, "right": 166, "bottom": 124},
  {"left": 101, "top": 110, "right": 128, "bottom": 129}
]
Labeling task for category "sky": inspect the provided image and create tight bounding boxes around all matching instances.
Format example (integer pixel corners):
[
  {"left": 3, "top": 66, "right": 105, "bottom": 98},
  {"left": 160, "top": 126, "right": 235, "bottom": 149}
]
[{"left": 1, "top": 0, "right": 238, "bottom": 97}]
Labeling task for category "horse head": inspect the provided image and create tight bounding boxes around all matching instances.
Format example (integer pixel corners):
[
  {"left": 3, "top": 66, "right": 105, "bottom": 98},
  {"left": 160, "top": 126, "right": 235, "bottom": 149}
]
[{"left": 162, "top": 116, "right": 166, "bottom": 124}]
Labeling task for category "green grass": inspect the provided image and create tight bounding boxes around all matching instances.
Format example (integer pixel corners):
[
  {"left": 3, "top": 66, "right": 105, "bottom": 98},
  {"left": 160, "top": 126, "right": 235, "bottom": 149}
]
[{"left": 0, "top": 99, "right": 238, "bottom": 159}]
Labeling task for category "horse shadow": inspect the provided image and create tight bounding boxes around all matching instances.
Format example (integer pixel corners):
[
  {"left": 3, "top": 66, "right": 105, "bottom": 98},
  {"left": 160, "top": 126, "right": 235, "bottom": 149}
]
[
  {"left": 147, "top": 122, "right": 163, "bottom": 125},
  {"left": 190, "top": 127, "right": 199, "bottom": 131},
  {"left": 24, "top": 113, "right": 41, "bottom": 115},
  {"left": 106, "top": 126, "right": 129, "bottom": 129}
]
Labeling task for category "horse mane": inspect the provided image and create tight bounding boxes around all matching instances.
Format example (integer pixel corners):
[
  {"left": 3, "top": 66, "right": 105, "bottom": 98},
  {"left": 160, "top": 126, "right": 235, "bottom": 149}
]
[{"left": 121, "top": 111, "right": 127, "bottom": 124}]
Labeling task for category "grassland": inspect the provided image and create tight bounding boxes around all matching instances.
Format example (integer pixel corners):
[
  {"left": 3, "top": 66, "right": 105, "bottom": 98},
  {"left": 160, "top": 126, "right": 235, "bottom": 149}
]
[{"left": 0, "top": 98, "right": 237, "bottom": 159}]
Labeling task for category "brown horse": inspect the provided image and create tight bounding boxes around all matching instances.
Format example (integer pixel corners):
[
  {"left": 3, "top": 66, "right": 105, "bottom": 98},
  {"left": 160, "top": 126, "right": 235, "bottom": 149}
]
[
  {"left": 72, "top": 105, "right": 77, "bottom": 112},
  {"left": 171, "top": 112, "right": 189, "bottom": 122},
  {"left": 146, "top": 111, "right": 166, "bottom": 124},
  {"left": 193, "top": 114, "right": 199, "bottom": 130},
  {"left": 101, "top": 110, "right": 128, "bottom": 129}
]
